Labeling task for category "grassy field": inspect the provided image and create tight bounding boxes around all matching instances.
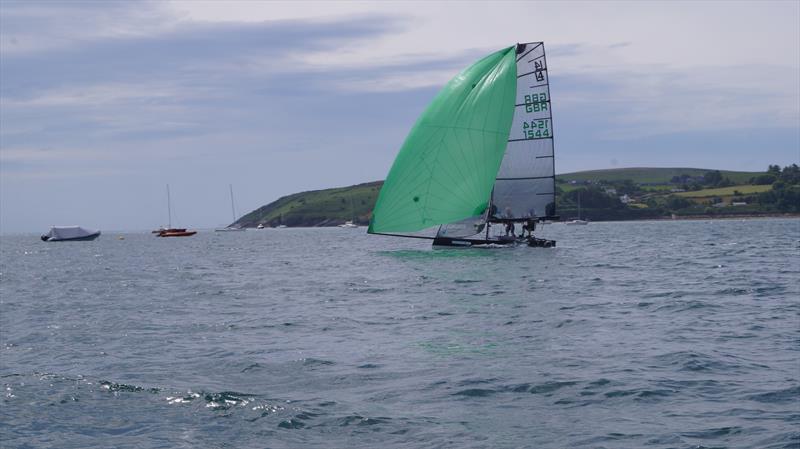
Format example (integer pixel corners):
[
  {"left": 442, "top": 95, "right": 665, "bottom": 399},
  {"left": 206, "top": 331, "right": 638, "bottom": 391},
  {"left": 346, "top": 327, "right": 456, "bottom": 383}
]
[
  {"left": 675, "top": 185, "right": 772, "bottom": 198},
  {"left": 557, "top": 167, "right": 762, "bottom": 184}
]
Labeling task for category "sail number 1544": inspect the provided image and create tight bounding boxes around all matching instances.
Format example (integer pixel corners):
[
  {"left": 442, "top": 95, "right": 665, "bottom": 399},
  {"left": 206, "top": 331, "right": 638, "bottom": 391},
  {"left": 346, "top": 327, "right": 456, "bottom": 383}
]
[{"left": 522, "top": 119, "right": 550, "bottom": 139}]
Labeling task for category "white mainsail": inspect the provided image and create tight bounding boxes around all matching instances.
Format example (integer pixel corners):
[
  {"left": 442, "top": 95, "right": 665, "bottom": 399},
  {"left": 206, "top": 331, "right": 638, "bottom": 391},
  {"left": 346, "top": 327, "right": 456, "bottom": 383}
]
[{"left": 491, "top": 42, "right": 556, "bottom": 221}]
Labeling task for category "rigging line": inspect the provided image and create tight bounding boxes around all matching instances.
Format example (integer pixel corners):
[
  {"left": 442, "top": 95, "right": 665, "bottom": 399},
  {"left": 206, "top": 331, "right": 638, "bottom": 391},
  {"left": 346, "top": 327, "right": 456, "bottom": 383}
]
[
  {"left": 536, "top": 155, "right": 555, "bottom": 159},
  {"left": 515, "top": 42, "right": 543, "bottom": 62},
  {"left": 367, "top": 231, "right": 435, "bottom": 240}
]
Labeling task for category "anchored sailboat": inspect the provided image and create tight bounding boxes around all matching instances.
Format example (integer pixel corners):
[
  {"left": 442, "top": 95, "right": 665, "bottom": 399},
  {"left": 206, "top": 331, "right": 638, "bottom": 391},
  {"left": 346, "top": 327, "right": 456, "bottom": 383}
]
[
  {"left": 215, "top": 184, "right": 246, "bottom": 232},
  {"left": 368, "top": 42, "right": 557, "bottom": 247},
  {"left": 566, "top": 191, "right": 588, "bottom": 225},
  {"left": 155, "top": 184, "right": 196, "bottom": 237}
]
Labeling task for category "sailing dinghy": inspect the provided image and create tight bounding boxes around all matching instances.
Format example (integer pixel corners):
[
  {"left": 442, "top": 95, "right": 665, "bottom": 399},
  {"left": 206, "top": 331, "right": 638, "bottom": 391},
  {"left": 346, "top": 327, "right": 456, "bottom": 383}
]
[{"left": 368, "top": 42, "right": 557, "bottom": 247}]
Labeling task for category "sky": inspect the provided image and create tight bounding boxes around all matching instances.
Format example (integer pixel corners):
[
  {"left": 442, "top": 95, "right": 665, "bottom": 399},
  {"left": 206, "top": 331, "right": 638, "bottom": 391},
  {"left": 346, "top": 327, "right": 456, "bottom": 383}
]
[{"left": 1, "top": 0, "right": 798, "bottom": 233}]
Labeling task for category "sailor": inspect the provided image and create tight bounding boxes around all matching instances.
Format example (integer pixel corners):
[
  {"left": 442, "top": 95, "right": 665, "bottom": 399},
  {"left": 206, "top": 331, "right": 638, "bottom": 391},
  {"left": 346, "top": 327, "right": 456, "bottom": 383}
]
[
  {"left": 522, "top": 218, "right": 536, "bottom": 238},
  {"left": 505, "top": 222, "right": 515, "bottom": 237}
]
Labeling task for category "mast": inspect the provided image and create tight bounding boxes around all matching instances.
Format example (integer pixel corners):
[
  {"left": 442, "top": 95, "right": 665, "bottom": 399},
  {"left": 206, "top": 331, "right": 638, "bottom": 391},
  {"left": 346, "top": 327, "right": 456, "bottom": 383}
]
[
  {"left": 229, "top": 184, "right": 237, "bottom": 223},
  {"left": 166, "top": 184, "right": 172, "bottom": 229}
]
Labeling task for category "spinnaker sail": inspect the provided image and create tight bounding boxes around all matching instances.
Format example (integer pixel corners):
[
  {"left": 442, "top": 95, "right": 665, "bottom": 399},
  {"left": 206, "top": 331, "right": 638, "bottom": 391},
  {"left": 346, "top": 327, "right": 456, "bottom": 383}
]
[{"left": 368, "top": 42, "right": 557, "bottom": 246}]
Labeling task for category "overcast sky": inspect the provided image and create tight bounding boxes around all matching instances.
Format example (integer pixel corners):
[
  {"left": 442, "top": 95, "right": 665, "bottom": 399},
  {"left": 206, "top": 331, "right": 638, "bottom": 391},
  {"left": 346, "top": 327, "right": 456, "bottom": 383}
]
[{"left": 1, "top": 0, "right": 798, "bottom": 233}]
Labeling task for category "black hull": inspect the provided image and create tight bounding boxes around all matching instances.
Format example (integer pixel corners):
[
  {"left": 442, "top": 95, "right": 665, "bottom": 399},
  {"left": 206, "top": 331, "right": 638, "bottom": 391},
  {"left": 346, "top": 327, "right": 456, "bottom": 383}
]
[
  {"left": 42, "top": 232, "right": 101, "bottom": 242},
  {"left": 432, "top": 236, "right": 555, "bottom": 248}
]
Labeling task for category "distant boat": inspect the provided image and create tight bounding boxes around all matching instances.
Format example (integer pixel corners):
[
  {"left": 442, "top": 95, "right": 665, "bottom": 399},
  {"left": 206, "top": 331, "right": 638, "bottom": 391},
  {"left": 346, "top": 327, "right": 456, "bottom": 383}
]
[
  {"left": 41, "top": 226, "right": 100, "bottom": 242},
  {"left": 276, "top": 213, "right": 287, "bottom": 228},
  {"left": 215, "top": 184, "right": 246, "bottom": 232},
  {"left": 158, "top": 228, "right": 197, "bottom": 237},
  {"left": 156, "top": 185, "right": 197, "bottom": 237},
  {"left": 339, "top": 194, "right": 359, "bottom": 228},
  {"left": 566, "top": 191, "right": 588, "bottom": 225},
  {"left": 256, "top": 223, "right": 265, "bottom": 229}
]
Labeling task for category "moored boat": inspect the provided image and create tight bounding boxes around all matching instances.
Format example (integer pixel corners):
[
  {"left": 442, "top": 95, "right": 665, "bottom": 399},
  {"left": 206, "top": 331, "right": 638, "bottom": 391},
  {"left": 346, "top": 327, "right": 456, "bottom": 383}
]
[
  {"left": 156, "top": 185, "right": 196, "bottom": 237},
  {"left": 41, "top": 226, "right": 101, "bottom": 242},
  {"left": 157, "top": 229, "right": 197, "bottom": 237},
  {"left": 215, "top": 185, "right": 246, "bottom": 232}
]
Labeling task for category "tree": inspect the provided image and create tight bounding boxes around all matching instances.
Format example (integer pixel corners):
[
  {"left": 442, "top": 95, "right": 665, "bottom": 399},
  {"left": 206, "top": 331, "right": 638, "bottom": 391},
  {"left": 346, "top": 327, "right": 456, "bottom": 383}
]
[
  {"left": 665, "top": 195, "right": 693, "bottom": 210},
  {"left": 752, "top": 174, "right": 777, "bottom": 185},
  {"left": 779, "top": 164, "right": 800, "bottom": 185},
  {"left": 704, "top": 170, "right": 723, "bottom": 186}
]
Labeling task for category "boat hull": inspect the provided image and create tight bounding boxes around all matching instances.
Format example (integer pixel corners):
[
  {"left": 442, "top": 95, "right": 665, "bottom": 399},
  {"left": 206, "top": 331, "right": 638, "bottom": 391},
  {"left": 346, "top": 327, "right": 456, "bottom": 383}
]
[
  {"left": 157, "top": 231, "right": 197, "bottom": 237},
  {"left": 41, "top": 231, "right": 101, "bottom": 242},
  {"left": 433, "top": 236, "right": 555, "bottom": 248}
]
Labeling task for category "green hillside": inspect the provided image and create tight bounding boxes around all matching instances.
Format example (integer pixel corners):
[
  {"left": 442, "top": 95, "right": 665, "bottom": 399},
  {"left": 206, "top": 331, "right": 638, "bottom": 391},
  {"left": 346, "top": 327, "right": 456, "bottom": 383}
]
[
  {"left": 236, "top": 181, "right": 382, "bottom": 227},
  {"left": 235, "top": 166, "right": 791, "bottom": 227},
  {"left": 557, "top": 167, "right": 761, "bottom": 184}
]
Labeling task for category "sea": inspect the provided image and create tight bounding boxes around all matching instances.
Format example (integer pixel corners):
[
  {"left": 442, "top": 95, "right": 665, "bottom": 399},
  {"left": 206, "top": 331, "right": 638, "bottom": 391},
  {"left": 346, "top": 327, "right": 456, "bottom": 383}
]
[{"left": 1, "top": 219, "right": 798, "bottom": 449}]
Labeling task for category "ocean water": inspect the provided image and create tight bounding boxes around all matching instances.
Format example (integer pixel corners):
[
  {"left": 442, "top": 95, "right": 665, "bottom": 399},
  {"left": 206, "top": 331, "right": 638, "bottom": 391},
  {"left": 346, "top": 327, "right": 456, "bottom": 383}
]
[{"left": 1, "top": 219, "right": 798, "bottom": 449}]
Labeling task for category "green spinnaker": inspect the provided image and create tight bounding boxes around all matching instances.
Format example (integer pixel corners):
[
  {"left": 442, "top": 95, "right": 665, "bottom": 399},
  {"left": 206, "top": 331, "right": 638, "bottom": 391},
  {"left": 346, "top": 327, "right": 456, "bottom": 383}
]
[{"left": 368, "top": 47, "right": 517, "bottom": 234}]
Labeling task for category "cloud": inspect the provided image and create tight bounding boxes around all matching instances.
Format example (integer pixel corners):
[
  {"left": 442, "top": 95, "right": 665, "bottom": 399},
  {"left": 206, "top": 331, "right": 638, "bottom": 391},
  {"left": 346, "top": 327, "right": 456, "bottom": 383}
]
[
  {"left": 0, "top": 1, "right": 174, "bottom": 54},
  {"left": 555, "top": 63, "right": 799, "bottom": 140},
  {"left": 1, "top": 1, "right": 798, "bottom": 233}
]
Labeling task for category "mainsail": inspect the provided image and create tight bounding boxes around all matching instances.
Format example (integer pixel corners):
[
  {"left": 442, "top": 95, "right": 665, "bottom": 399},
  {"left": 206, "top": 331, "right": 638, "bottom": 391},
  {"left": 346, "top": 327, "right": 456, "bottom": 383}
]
[
  {"left": 368, "top": 42, "right": 557, "bottom": 242},
  {"left": 491, "top": 42, "right": 556, "bottom": 221}
]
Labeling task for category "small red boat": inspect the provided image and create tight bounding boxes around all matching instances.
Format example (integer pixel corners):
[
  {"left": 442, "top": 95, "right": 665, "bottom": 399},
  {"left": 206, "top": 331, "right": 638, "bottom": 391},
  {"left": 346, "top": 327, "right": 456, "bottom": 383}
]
[
  {"left": 155, "top": 186, "right": 197, "bottom": 237},
  {"left": 156, "top": 228, "right": 197, "bottom": 237}
]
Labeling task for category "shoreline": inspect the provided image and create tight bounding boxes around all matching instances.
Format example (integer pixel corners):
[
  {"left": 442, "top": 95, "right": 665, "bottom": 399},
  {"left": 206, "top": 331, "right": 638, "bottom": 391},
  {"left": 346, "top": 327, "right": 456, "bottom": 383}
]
[
  {"left": 610, "top": 213, "right": 800, "bottom": 222},
  {"left": 244, "top": 214, "right": 800, "bottom": 228}
]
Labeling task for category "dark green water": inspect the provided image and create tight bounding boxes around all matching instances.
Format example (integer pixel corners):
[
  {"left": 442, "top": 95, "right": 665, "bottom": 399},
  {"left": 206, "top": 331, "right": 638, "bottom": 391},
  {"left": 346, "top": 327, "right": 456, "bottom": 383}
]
[{"left": 1, "top": 219, "right": 798, "bottom": 448}]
